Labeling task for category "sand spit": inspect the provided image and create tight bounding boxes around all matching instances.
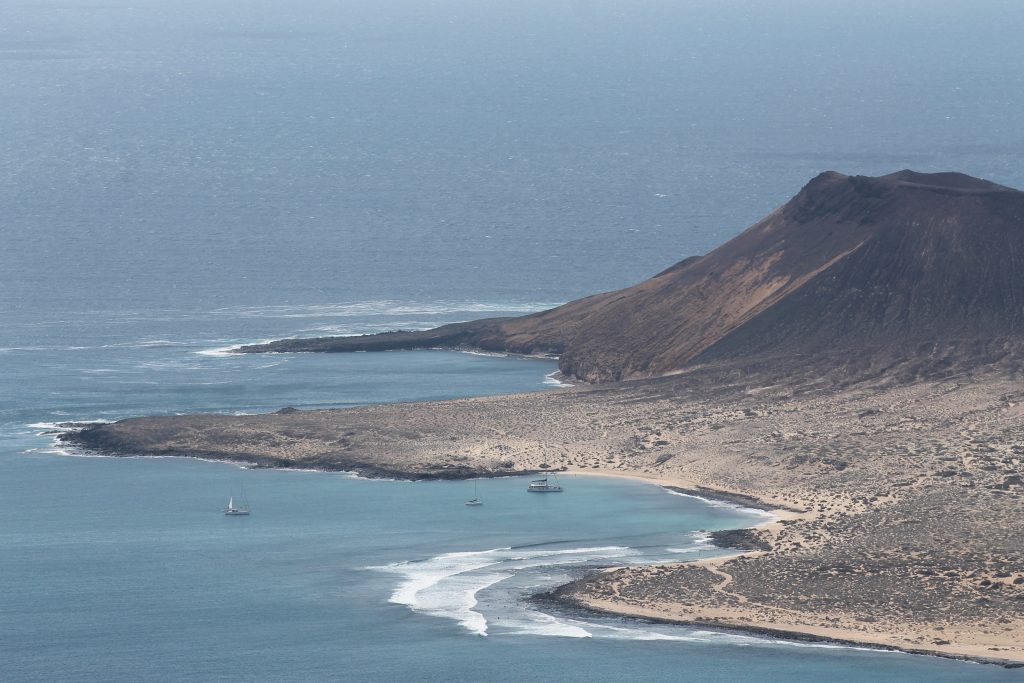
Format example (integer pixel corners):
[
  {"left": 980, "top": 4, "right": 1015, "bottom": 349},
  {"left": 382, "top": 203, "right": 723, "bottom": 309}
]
[{"left": 60, "top": 359, "right": 1024, "bottom": 664}]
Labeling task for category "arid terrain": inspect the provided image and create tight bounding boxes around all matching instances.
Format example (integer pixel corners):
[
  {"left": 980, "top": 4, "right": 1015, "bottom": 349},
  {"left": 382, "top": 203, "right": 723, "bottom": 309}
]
[
  {"left": 63, "top": 352, "right": 1024, "bottom": 664},
  {"left": 62, "top": 171, "right": 1024, "bottom": 664}
]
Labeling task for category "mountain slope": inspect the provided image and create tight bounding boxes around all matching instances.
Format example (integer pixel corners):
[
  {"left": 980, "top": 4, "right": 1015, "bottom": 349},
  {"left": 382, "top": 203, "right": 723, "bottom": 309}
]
[{"left": 241, "top": 171, "right": 1024, "bottom": 382}]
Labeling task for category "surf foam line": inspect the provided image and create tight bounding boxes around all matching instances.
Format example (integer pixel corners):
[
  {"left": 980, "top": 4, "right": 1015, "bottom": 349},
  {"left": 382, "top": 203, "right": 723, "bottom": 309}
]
[
  {"left": 194, "top": 343, "right": 249, "bottom": 356},
  {"left": 371, "top": 545, "right": 635, "bottom": 637},
  {"left": 663, "top": 488, "right": 777, "bottom": 523},
  {"left": 27, "top": 420, "right": 112, "bottom": 433},
  {"left": 543, "top": 371, "right": 572, "bottom": 387},
  {"left": 373, "top": 548, "right": 511, "bottom": 636},
  {"left": 457, "top": 349, "right": 510, "bottom": 358}
]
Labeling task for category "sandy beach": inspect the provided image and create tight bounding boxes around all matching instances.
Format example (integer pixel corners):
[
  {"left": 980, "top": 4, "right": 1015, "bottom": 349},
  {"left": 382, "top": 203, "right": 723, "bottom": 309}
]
[
  {"left": 61, "top": 349, "right": 1024, "bottom": 665},
  {"left": 554, "top": 469, "right": 1023, "bottom": 665}
]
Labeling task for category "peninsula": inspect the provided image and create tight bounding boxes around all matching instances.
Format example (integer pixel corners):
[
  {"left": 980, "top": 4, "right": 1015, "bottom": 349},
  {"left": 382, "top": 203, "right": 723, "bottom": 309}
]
[{"left": 63, "top": 171, "right": 1024, "bottom": 664}]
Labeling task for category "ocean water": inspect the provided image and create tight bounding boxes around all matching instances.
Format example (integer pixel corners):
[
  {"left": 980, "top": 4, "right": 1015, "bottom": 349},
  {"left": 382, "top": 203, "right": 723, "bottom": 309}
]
[
  {"left": 2, "top": 312, "right": 1021, "bottom": 682},
  {"left": 3, "top": 1, "right": 1024, "bottom": 318},
  {"left": 3, "top": 1, "right": 1024, "bottom": 680}
]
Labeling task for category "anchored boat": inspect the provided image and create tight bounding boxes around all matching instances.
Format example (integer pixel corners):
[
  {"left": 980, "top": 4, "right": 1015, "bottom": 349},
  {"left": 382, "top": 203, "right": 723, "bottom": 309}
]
[
  {"left": 224, "top": 487, "right": 251, "bottom": 515},
  {"left": 465, "top": 480, "right": 483, "bottom": 506},
  {"left": 527, "top": 475, "right": 562, "bottom": 492}
]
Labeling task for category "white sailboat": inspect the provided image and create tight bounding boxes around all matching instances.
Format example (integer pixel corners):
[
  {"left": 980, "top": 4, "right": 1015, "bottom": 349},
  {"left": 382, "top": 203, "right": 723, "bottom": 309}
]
[
  {"left": 465, "top": 480, "right": 483, "bottom": 506},
  {"left": 527, "top": 474, "right": 563, "bottom": 492},
  {"left": 224, "top": 487, "right": 250, "bottom": 515}
]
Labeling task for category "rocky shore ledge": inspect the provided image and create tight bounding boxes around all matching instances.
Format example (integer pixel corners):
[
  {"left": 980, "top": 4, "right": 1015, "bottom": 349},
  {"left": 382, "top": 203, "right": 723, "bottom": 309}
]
[{"left": 534, "top": 586, "right": 1023, "bottom": 669}]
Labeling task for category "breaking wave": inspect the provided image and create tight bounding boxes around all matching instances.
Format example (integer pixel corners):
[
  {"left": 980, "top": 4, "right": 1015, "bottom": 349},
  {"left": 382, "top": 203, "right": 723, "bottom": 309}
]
[
  {"left": 369, "top": 534, "right": 731, "bottom": 639},
  {"left": 543, "top": 371, "right": 572, "bottom": 387},
  {"left": 663, "top": 489, "right": 777, "bottom": 522}
]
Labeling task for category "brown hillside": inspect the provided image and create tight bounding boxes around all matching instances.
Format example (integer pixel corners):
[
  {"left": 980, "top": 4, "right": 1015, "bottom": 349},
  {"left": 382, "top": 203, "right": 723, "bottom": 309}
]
[{"left": 240, "top": 171, "right": 1024, "bottom": 383}]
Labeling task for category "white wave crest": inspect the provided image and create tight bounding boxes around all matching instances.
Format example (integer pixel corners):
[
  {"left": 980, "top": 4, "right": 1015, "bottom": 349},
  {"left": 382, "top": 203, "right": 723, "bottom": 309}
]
[
  {"left": 663, "top": 489, "right": 776, "bottom": 521},
  {"left": 26, "top": 446, "right": 107, "bottom": 459},
  {"left": 27, "top": 420, "right": 111, "bottom": 433},
  {"left": 194, "top": 344, "right": 245, "bottom": 357},
  {"left": 666, "top": 543, "right": 713, "bottom": 554},
  {"left": 194, "top": 340, "right": 297, "bottom": 356},
  {"left": 27, "top": 422, "right": 71, "bottom": 431},
  {"left": 373, "top": 545, "right": 634, "bottom": 636},
  {"left": 588, "top": 622, "right": 705, "bottom": 642},
  {"left": 374, "top": 548, "right": 512, "bottom": 635},
  {"left": 543, "top": 371, "right": 572, "bottom": 387},
  {"left": 499, "top": 611, "right": 592, "bottom": 638}
]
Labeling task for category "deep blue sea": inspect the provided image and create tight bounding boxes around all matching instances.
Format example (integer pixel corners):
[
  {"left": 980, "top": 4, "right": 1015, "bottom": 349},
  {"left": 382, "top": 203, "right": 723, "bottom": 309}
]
[{"left": 3, "top": 1, "right": 1024, "bottom": 680}]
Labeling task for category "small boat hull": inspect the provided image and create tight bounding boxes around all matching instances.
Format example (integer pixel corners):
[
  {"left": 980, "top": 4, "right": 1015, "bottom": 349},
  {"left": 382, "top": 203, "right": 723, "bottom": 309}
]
[
  {"left": 225, "top": 494, "right": 249, "bottom": 515},
  {"left": 527, "top": 475, "right": 563, "bottom": 492}
]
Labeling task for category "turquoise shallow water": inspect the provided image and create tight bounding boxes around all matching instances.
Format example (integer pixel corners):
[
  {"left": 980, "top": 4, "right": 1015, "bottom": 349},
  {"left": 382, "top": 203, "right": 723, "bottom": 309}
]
[
  {"left": 5, "top": 449, "right": 1022, "bottom": 682},
  {"left": 1, "top": 310, "right": 1022, "bottom": 682}
]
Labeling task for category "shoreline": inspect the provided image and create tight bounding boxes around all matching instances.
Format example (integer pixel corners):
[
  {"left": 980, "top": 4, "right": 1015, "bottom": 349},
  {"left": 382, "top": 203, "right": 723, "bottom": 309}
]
[
  {"left": 48, "top": 432, "right": 1024, "bottom": 667},
  {"left": 560, "top": 470, "right": 1024, "bottom": 666},
  {"left": 46, "top": 420, "right": 560, "bottom": 482},
  {"left": 534, "top": 590, "right": 1024, "bottom": 669},
  {"left": 48, "top": 368, "right": 1024, "bottom": 666},
  {"left": 51, "top": 426, "right": 1022, "bottom": 668},
  {"left": 33, "top": 431, "right": 1024, "bottom": 667},
  {"left": 565, "top": 468, "right": 801, "bottom": 521},
  {"left": 230, "top": 337, "right": 563, "bottom": 362},
  {"left": 541, "top": 470, "right": 1023, "bottom": 667},
  {"left": 53, "top": 438, "right": 549, "bottom": 482}
]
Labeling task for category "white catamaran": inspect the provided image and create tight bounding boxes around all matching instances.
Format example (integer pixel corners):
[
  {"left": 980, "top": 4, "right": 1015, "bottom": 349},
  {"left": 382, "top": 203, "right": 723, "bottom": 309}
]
[{"left": 527, "top": 475, "right": 563, "bottom": 492}]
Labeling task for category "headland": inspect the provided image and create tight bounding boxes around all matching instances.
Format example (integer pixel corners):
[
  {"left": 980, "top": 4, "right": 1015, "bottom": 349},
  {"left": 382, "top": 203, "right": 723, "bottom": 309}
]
[{"left": 61, "top": 171, "right": 1024, "bottom": 664}]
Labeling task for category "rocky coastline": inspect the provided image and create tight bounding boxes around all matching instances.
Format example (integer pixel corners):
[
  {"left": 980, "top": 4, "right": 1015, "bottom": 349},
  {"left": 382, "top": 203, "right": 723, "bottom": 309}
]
[
  {"left": 54, "top": 171, "right": 1024, "bottom": 664},
  {"left": 55, "top": 355, "right": 1024, "bottom": 664},
  {"left": 533, "top": 586, "right": 1024, "bottom": 669},
  {"left": 59, "top": 421, "right": 545, "bottom": 481}
]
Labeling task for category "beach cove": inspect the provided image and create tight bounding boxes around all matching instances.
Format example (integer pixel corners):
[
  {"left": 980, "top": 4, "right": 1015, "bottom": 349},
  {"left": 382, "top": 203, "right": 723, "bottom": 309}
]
[
  {"left": 68, "top": 351, "right": 1024, "bottom": 667},
  {"left": 1, "top": 310, "right": 1019, "bottom": 681}
]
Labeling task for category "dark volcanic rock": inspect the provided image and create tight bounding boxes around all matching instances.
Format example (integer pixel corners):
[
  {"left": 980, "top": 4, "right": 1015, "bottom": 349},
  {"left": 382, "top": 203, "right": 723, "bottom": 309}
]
[
  {"left": 709, "top": 528, "right": 772, "bottom": 551},
  {"left": 239, "top": 171, "right": 1024, "bottom": 383},
  {"left": 238, "top": 321, "right": 556, "bottom": 356}
]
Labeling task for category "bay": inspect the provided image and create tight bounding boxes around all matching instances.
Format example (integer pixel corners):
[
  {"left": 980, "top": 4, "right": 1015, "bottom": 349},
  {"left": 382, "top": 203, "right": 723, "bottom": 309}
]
[
  {"left": 3, "top": 1, "right": 1024, "bottom": 679},
  {"left": 0, "top": 310, "right": 1019, "bottom": 681}
]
